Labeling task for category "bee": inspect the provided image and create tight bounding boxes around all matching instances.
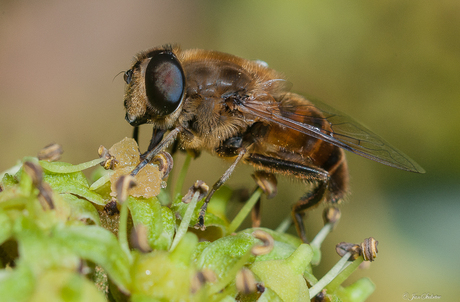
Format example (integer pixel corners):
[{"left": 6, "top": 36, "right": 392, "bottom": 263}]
[{"left": 123, "top": 45, "right": 424, "bottom": 242}]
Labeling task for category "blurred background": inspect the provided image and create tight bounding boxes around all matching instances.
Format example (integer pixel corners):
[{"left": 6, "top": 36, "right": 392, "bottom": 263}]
[{"left": 1, "top": 0, "right": 459, "bottom": 300}]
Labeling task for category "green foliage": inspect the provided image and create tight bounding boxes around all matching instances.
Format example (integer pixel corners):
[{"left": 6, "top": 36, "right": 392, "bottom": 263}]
[{"left": 0, "top": 146, "right": 375, "bottom": 301}]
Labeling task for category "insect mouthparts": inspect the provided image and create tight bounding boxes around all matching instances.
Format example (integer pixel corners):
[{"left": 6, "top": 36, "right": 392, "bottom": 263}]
[{"left": 125, "top": 112, "right": 141, "bottom": 126}]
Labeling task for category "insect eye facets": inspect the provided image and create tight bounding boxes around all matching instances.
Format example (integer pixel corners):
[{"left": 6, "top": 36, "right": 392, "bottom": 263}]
[
  {"left": 124, "top": 69, "right": 133, "bottom": 84},
  {"left": 144, "top": 52, "right": 185, "bottom": 116}
]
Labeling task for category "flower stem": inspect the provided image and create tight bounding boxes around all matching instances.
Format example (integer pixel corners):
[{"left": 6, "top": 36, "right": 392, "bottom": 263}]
[
  {"left": 310, "top": 223, "right": 333, "bottom": 249},
  {"left": 325, "top": 256, "right": 364, "bottom": 294},
  {"left": 228, "top": 188, "right": 263, "bottom": 233},
  {"left": 39, "top": 158, "right": 104, "bottom": 173},
  {"left": 118, "top": 201, "right": 133, "bottom": 263},
  {"left": 174, "top": 153, "right": 192, "bottom": 197},
  {"left": 170, "top": 191, "right": 199, "bottom": 251},
  {"left": 309, "top": 252, "right": 352, "bottom": 298},
  {"left": 275, "top": 215, "right": 292, "bottom": 233}
]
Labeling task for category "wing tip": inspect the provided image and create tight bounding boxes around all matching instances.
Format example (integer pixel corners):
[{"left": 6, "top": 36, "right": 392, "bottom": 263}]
[{"left": 408, "top": 163, "right": 426, "bottom": 174}]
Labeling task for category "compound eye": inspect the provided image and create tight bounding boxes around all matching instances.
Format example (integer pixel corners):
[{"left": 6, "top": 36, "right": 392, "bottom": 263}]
[
  {"left": 144, "top": 52, "right": 185, "bottom": 116},
  {"left": 124, "top": 69, "right": 133, "bottom": 84}
]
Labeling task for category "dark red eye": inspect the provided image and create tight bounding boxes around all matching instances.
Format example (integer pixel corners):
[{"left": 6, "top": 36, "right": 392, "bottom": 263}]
[{"left": 145, "top": 52, "right": 185, "bottom": 116}]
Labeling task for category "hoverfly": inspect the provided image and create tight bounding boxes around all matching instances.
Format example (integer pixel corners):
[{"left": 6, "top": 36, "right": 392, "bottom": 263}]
[{"left": 123, "top": 45, "right": 424, "bottom": 242}]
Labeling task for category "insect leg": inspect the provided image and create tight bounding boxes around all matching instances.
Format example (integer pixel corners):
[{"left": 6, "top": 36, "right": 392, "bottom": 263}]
[
  {"left": 245, "top": 153, "right": 330, "bottom": 242},
  {"left": 132, "top": 126, "right": 140, "bottom": 144},
  {"left": 251, "top": 189, "right": 262, "bottom": 227},
  {"left": 292, "top": 182, "right": 328, "bottom": 243},
  {"left": 143, "top": 128, "right": 167, "bottom": 158},
  {"left": 197, "top": 148, "right": 247, "bottom": 229},
  {"left": 131, "top": 127, "right": 181, "bottom": 176},
  {"left": 250, "top": 171, "right": 277, "bottom": 227}
]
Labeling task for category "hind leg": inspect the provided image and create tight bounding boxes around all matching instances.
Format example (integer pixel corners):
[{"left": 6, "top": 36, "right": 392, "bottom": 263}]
[
  {"left": 292, "top": 181, "right": 328, "bottom": 243},
  {"left": 245, "top": 154, "right": 331, "bottom": 241},
  {"left": 293, "top": 159, "right": 349, "bottom": 242}
]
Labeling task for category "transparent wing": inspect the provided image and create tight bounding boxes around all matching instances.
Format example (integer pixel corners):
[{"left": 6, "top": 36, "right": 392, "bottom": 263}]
[{"left": 240, "top": 92, "right": 425, "bottom": 173}]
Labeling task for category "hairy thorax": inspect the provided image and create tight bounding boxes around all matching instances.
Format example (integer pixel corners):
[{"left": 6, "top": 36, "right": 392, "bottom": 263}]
[{"left": 176, "top": 59, "right": 259, "bottom": 151}]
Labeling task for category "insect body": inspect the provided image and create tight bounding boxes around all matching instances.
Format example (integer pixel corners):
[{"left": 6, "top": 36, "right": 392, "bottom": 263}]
[{"left": 123, "top": 45, "right": 424, "bottom": 242}]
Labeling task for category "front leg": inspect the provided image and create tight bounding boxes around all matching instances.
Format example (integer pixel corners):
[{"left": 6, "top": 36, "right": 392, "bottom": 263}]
[
  {"left": 130, "top": 127, "right": 181, "bottom": 176},
  {"left": 132, "top": 126, "right": 140, "bottom": 144},
  {"left": 140, "top": 128, "right": 167, "bottom": 160},
  {"left": 131, "top": 126, "right": 167, "bottom": 160}
]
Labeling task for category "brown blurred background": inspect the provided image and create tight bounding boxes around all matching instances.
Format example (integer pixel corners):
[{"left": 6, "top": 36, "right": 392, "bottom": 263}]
[{"left": 1, "top": 1, "right": 459, "bottom": 300}]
